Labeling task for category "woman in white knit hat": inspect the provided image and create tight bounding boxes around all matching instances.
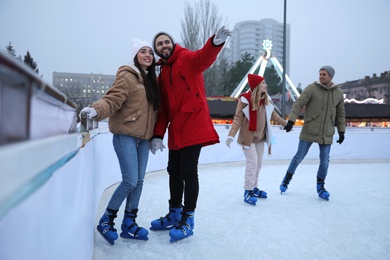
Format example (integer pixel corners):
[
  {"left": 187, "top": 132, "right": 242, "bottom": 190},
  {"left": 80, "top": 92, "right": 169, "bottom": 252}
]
[{"left": 80, "top": 39, "right": 160, "bottom": 244}]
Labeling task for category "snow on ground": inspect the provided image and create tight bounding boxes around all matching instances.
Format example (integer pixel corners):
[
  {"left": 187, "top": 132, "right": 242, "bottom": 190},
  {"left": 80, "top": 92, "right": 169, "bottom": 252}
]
[{"left": 93, "top": 159, "right": 390, "bottom": 260}]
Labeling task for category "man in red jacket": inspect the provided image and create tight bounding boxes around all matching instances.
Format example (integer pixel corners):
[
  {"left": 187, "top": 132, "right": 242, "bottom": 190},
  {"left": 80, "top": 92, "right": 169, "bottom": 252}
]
[{"left": 149, "top": 26, "right": 231, "bottom": 242}]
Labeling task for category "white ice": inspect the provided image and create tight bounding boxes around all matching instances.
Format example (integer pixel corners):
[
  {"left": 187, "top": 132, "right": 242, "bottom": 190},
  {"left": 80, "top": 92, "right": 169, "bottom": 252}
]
[{"left": 93, "top": 127, "right": 390, "bottom": 260}]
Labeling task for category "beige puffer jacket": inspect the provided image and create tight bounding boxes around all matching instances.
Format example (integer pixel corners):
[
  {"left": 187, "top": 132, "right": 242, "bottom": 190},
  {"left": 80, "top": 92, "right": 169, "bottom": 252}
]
[{"left": 92, "top": 65, "right": 157, "bottom": 140}]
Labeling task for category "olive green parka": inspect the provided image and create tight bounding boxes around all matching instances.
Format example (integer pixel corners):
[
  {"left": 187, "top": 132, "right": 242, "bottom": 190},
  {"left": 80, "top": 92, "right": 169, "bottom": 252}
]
[{"left": 288, "top": 81, "right": 345, "bottom": 144}]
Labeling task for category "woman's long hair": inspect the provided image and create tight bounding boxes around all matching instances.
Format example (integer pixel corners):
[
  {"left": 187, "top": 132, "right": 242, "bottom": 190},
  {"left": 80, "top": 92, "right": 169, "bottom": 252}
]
[
  {"left": 250, "top": 85, "right": 269, "bottom": 111},
  {"left": 134, "top": 57, "right": 160, "bottom": 110}
]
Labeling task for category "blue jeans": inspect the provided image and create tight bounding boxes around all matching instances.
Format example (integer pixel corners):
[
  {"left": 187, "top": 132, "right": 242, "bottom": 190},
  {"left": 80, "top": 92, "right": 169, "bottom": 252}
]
[
  {"left": 286, "top": 139, "right": 331, "bottom": 180},
  {"left": 107, "top": 134, "right": 149, "bottom": 212}
]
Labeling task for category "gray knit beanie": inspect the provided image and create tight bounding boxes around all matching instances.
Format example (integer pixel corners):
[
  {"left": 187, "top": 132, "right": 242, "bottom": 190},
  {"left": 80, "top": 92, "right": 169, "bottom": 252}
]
[
  {"left": 152, "top": 32, "right": 175, "bottom": 56},
  {"left": 320, "top": 65, "right": 335, "bottom": 78}
]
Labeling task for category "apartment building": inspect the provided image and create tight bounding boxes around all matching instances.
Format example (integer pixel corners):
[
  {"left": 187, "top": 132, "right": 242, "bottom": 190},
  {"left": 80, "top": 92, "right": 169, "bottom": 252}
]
[
  {"left": 230, "top": 18, "right": 290, "bottom": 74},
  {"left": 53, "top": 72, "right": 115, "bottom": 99}
]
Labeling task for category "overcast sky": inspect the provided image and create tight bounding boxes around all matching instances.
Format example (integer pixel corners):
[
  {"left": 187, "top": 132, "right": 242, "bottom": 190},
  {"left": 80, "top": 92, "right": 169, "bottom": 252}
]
[{"left": 1, "top": 0, "right": 389, "bottom": 91}]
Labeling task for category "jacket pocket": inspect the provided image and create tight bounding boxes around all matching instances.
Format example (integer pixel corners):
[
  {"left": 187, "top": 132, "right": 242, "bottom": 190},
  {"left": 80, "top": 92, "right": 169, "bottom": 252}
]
[
  {"left": 123, "top": 110, "right": 141, "bottom": 122},
  {"left": 304, "top": 113, "right": 320, "bottom": 123},
  {"left": 305, "top": 113, "right": 321, "bottom": 135},
  {"left": 181, "top": 100, "right": 203, "bottom": 113},
  {"left": 327, "top": 112, "right": 336, "bottom": 136}
]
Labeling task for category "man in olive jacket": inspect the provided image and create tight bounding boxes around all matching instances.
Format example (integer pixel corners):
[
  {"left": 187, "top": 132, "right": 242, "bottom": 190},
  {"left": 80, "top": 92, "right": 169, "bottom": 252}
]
[{"left": 280, "top": 65, "right": 345, "bottom": 201}]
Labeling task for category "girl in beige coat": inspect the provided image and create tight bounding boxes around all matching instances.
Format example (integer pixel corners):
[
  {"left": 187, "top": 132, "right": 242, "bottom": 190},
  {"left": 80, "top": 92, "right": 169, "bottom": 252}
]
[
  {"left": 80, "top": 39, "right": 159, "bottom": 243},
  {"left": 226, "top": 74, "right": 286, "bottom": 205}
]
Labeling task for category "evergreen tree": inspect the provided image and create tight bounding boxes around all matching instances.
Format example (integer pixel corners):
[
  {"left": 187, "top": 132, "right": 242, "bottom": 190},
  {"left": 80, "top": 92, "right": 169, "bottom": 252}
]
[
  {"left": 23, "top": 51, "right": 39, "bottom": 74},
  {"left": 5, "top": 42, "right": 22, "bottom": 60},
  {"left": 264, "top": 65, "right": 282, "bottom": 96},
  {"left": 6, "top": 42, "right": 16, "bottom": 56},
  {"left": 221, "top": 52, "right": 255, "bottom": 96}
]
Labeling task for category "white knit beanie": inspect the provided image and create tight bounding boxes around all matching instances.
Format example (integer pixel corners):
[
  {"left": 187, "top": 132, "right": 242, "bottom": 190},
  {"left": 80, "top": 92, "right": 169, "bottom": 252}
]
[{"left": 131, "top": 39, "right": 153, "bottom": 61}]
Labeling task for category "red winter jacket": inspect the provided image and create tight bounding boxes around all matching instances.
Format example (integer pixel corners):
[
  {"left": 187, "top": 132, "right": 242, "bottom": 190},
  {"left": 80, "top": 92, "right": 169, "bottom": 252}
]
[{"left": 153, "top": 36, "right": 223, "bottom": 150}]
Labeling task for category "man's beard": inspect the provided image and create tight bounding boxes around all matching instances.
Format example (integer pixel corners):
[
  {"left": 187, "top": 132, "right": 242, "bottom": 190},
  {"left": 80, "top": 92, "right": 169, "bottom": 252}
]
[{"left": 159, "top": 48, "right": 172, "bottom": 59}]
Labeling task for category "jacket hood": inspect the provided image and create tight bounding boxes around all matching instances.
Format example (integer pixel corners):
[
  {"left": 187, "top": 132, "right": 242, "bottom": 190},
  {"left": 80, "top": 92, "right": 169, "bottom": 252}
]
[{"left": 116, "top": 65, "right": 142, "bottom": 80}]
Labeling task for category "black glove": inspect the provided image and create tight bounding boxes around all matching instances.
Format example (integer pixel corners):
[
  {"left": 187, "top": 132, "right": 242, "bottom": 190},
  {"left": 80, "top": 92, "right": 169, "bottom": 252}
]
[
  {"left": 284, "top": 120, "right": 294, "bottom": 132},
  {"left": 337, "top": 132, "right": 345, "bottom": 144}
]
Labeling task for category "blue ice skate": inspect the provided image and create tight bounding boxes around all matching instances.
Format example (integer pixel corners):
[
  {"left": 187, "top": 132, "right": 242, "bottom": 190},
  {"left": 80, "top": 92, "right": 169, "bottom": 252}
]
[
  {"left": 317, "top": 181, "right": 330, "bottom": 201},
  {"left": 280, "top": 173, "right": 293, "bottom": 194},
  {"left": 169, "top": 211, "right": 194, "bottom": 243},
  {"left": 150, "top": 207, "right": 181, "bottom": 230},
  {"left": 120, "top": 209, "right": 149, "bottom": 241},
  {"left": 253, "top": 187, "right": 267, "bottom": 198},
  {"left": 96, "top": 209, "right": 118, "bottom": 245},
  {"left": 244, "top": 190, "right": 257, "bottom": 205}
]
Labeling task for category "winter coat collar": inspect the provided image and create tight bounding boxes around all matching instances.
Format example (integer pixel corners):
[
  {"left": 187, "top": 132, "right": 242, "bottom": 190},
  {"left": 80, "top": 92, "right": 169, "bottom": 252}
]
[{"left": 314, "top": 81, "right": 338, "bottom": 90}]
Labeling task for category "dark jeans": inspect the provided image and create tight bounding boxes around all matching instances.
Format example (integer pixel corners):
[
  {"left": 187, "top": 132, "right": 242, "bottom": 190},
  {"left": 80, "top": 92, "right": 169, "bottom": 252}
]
[{"left": 167, "top": 144, "right": 202, "bottom": 212}]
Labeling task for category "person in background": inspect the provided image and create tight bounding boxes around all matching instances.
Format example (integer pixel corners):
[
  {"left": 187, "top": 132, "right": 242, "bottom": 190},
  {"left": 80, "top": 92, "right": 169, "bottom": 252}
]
[
  {"left": 79, "top": 39, "right": 159, "bottom": 244},
  {"left": 280, "top": 65, "right": 345, "bottom": 201},
  {"left": 149, "top": 26, "right": 232, "bottom": 242},
  {"left": 226, "top": 74, "right": 287, "bottom": 205}
]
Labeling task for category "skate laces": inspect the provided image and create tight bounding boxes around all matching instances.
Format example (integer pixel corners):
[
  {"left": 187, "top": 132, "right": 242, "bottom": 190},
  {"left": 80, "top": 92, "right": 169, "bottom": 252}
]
[
  {"left": 317, "top": 184, "right": 327, "bottom": 192},
  {"left": 101, "top": 211, "right": 117, "bottom": 232},
  {"left": 175, "top": 219, "right": 191, "bottom": 233},
  {"left": 282, "top": 174, "right": 293, "bottom": 186},
  {"left": 175, "top": 212, "right": 193, "bottom": 231},
  {"left": 244, "top": 191, "right": 255, "bottom": 200},
  {"left": 158, "top": 212, "right": 173, "bottom": 225},
  {"left": 101, "top": 220, "right": 117, "bottom": 232},
  {"left": 127, "top": 223, "right": 141, "bottom": 236}
]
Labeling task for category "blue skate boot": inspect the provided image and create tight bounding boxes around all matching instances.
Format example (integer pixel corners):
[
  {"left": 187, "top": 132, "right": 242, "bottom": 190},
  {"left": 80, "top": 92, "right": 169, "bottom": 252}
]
[
  {"left": 169, "top": 211, "right": 194, "bottom": 243},
  {"left": 150, "top": 207, "right": 181, "bottom": 230},
  {"left": 280, "top": 173, "right": 293, "bottom": 193},
  {"left": 317, "top": 178, "right": 330, "bottom": 201},
  {"left": 244, "top": 190, "right": 257, "bottom": 205},
  {"left": 96, "top": 208, "right": 118, "bottom": 245},
  {"left": 253, "top": 187, "right": 267, "bottom": 198},
  {"left": 120, "top": 209, "right": 149, "bottom": 241}
]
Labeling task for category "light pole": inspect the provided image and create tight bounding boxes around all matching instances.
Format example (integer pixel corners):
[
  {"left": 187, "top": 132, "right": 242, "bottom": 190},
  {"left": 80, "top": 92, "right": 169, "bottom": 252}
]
[{"left": 282, "top": 0, "right": 287, "bottom": 118}]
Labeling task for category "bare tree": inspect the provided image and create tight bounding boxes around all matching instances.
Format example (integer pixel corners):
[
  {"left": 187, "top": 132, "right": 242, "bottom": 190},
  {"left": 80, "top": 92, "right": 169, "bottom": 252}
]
[
  {"left": 181, "top": 0, "right": 229, "bottom": 96},
  {"left": 181, "top": 3, "right": 201, "bottom": 50}
]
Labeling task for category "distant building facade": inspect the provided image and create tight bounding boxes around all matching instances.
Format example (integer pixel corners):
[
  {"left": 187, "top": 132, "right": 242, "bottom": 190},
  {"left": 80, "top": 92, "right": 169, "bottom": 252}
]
[
  {"left": 230, "top": 18, "right": 290, "bottom": 74},
  {"left": 53, "top": 72, "right": 115, "bottom": 99},
  {"left": 340, "top": 71, "right": 390, "bottom": 104}
]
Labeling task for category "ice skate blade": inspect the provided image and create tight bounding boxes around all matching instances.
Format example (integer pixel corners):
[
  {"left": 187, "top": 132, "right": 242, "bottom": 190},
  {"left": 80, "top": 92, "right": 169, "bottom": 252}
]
[
  {"left": 318, "top": 196, "right": 330, "bottom": 201},
  {"left": 243, "top": 200, "right": 256, "bottom": 206},
  {"left": 280, "top": 187, "right": 288, "bottom": 193},
  {"left": 120, "top": 232, "right": 149, "bottom": 241},
  {"left": 150, "top": 226, "right": 175, "bottom": 231},
  {"left": 169, "top": 231, "right": 194, "bottom": 243},
  {"left": 96, "top": 226, "right": 115, "bottom": 245}
]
